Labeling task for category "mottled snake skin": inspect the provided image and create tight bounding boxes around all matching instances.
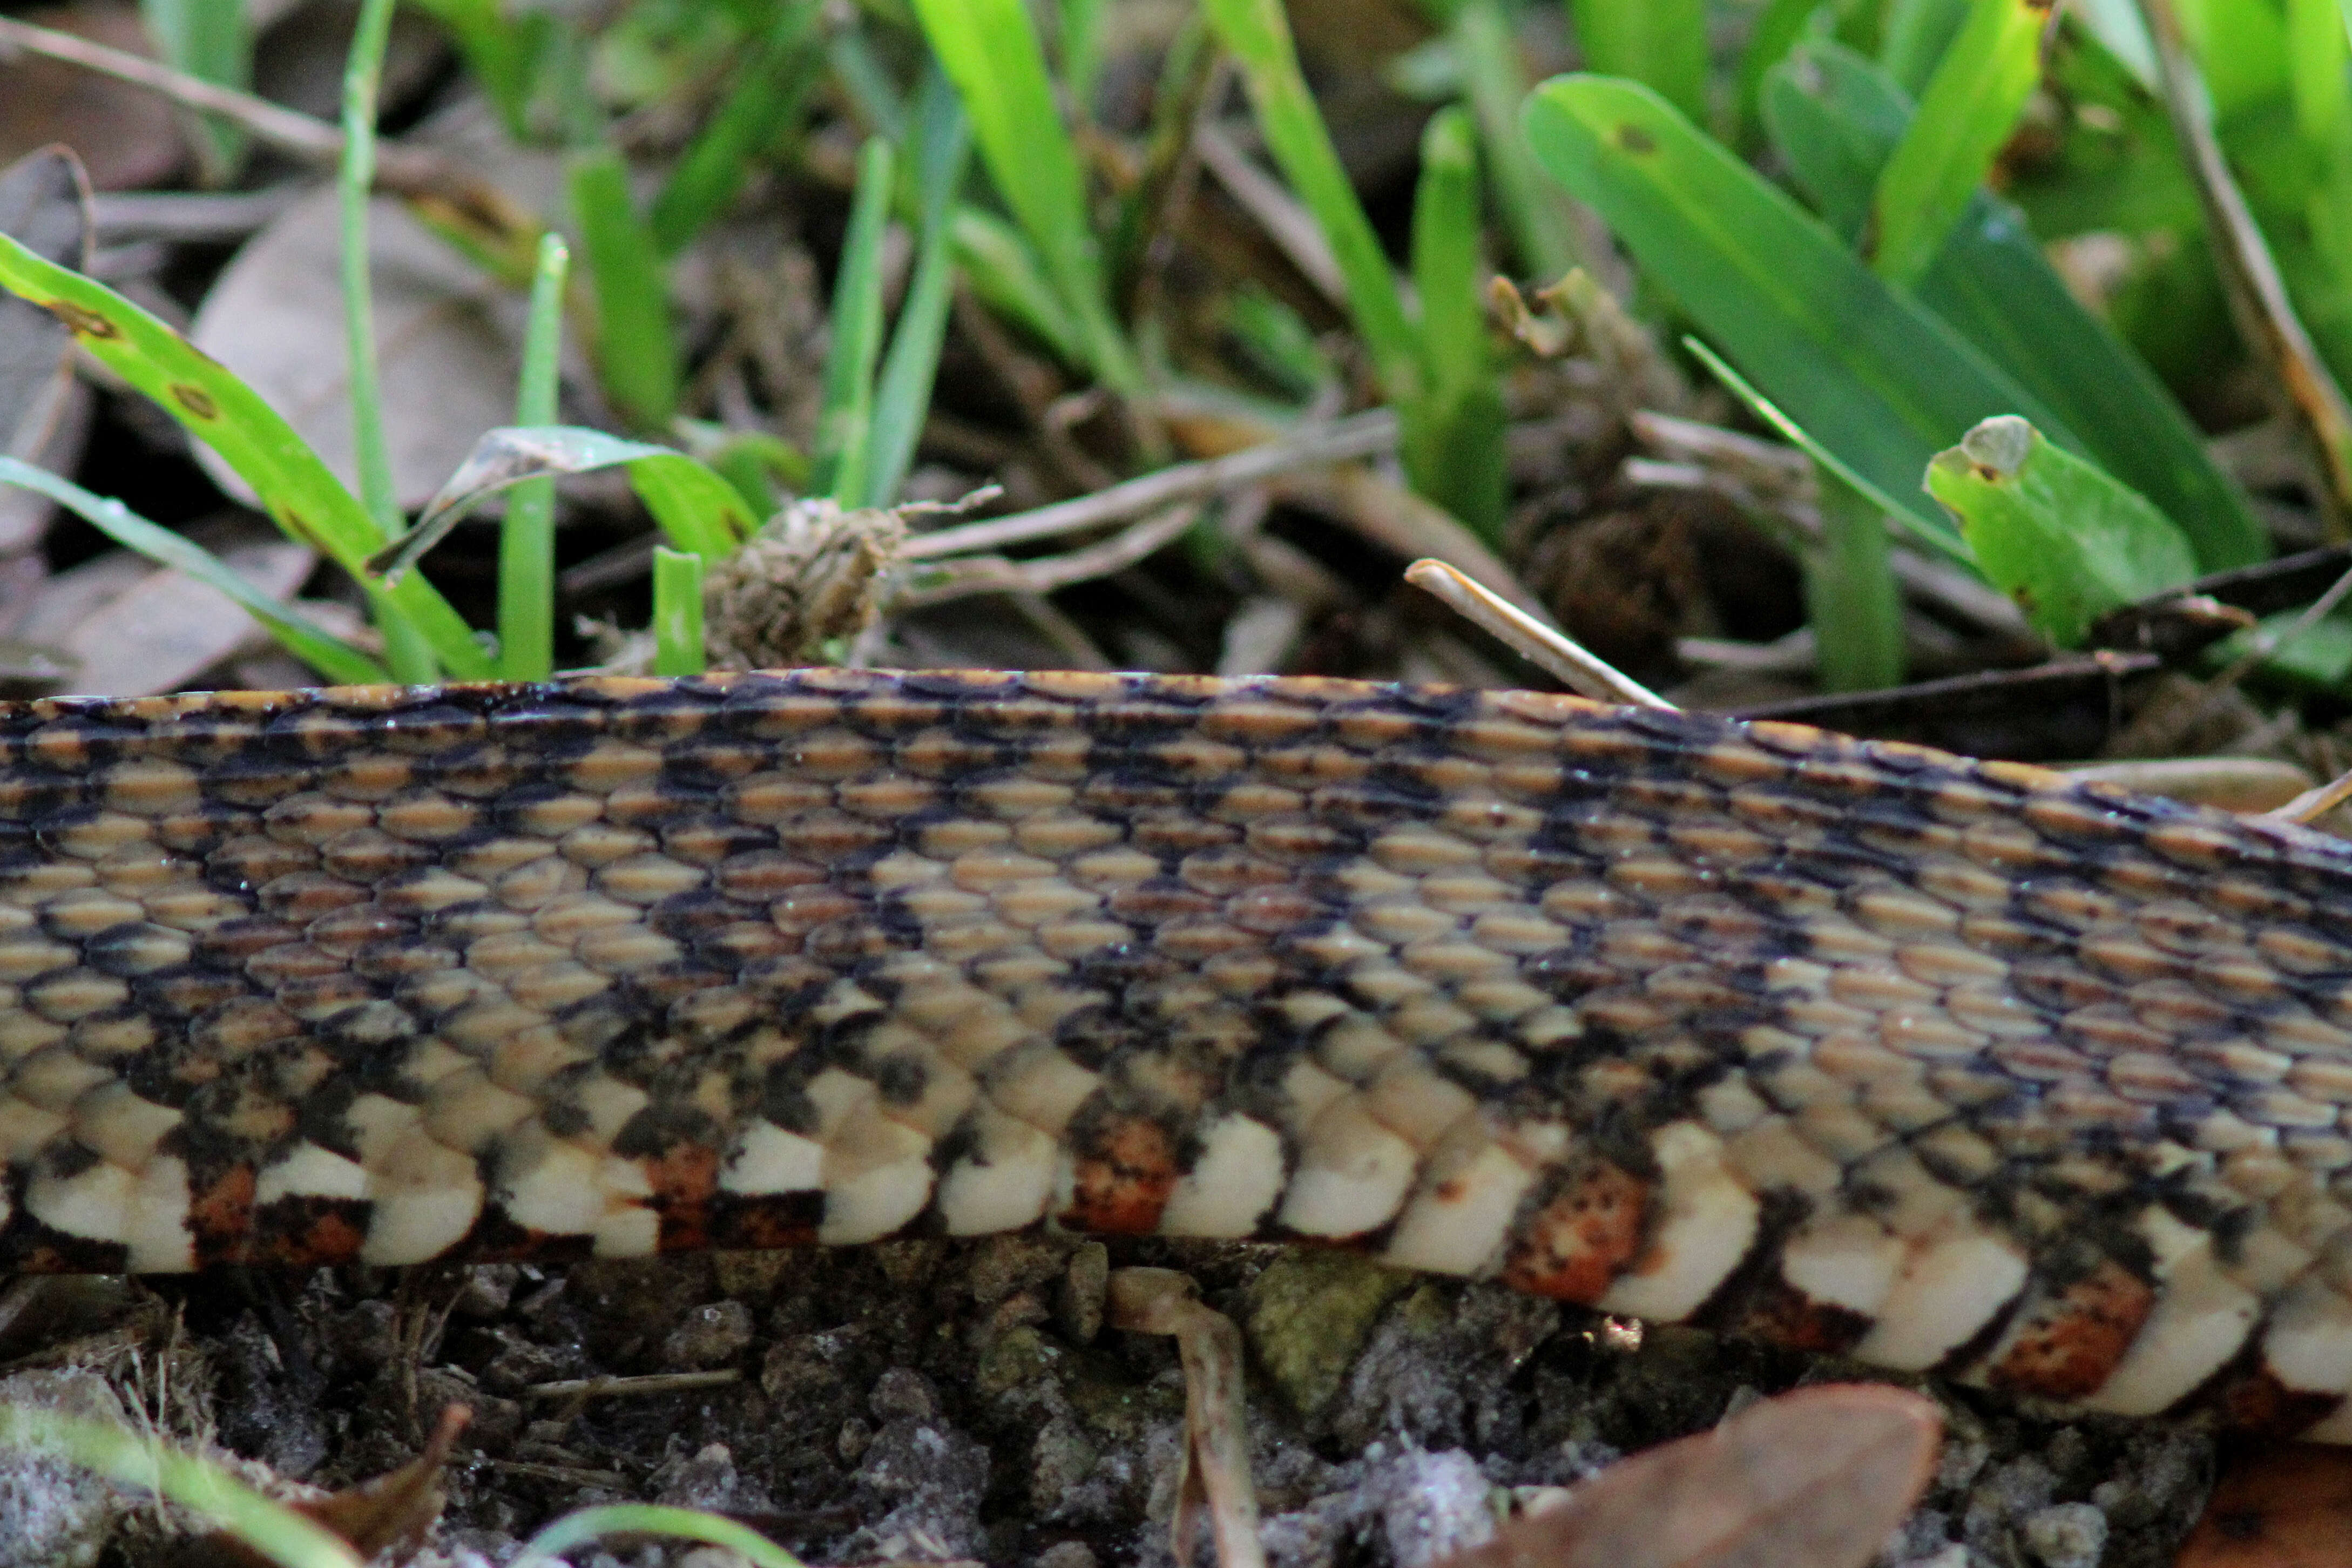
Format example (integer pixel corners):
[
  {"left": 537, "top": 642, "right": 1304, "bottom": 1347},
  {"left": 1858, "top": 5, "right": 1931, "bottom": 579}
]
[{"left": 5, "top": 667, "right": 2352, "bottom": 1435}]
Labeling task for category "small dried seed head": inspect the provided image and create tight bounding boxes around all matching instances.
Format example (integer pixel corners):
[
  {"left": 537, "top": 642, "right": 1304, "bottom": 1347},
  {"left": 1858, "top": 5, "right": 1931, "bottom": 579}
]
[{"left": 702, "top": 498, "right": 906, "bottom": 670}]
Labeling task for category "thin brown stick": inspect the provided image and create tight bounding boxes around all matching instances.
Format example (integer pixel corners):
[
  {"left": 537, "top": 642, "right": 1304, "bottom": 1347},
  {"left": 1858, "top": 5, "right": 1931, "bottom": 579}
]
[
  {"left": 895, "top": 502, "right": 1203, "bottom": 606},
  {"left": 902, "top": 410, "right": 1396, "bottom": 559},
  {"left": 0, "top": 15, "right": 513, "bottom": 214},
  {"left": 2266, "top": 766, "right": 2352, "bottom": 826},
  {"left": 1193, "top": 119, "right": 1347, "bottom": 308},
  {"left": 2118, "top": 558, "right": 2352, "bottom": 756},
  {"left": 1109, "top": 1269, "right": 1265, "bottom": 1568},
  {"left": 1407, "top": 558, "right": 1673, "bottom": 707},
  {"left": 523, "top": 1370, "right": 742, "bottom": 1401},
  {"left": 2138, "top": 0, "right": 2352, "bottom": 529}
]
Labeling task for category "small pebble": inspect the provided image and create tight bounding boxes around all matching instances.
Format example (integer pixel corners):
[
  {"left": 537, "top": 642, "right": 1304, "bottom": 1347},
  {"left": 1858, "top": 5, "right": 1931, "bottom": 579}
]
[
  {"left": 450, "top": 1264, "right": 521, "bottom": 1321},
  {"left": 871, "top": 1367, "right": 941, "bottom": 1423},
  {"left": 661, "top": 1301, "right": 753, "bottom": 1369},
  {"left": 1058, "top": 1242, "right": 1109, "bottom": 1344},
  {"left": 2022, "top": 1502, "right": 2107, "bottom": 1568}
]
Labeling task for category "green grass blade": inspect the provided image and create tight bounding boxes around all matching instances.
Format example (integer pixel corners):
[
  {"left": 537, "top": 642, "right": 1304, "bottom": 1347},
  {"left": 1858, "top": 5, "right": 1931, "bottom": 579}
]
[
  {"left": 690, "top": 426, "right": 808, "bottom": 513},
  {"left": 1767, "top": 40, "right": 2265, "bottom": 567},
  {"left": 2290, "top": 0, "right": 2350, "bottom": 149},
  {"left": 0, "top": 232, "right": 490, "bottom": 679},
  {"left": 1920, "top": 196, "right": 2266, "bottom": 568},
  {"left": 512, "top": 1504, "right": 806, "bottom": 1568},
  {"left": 1687, "top": 336, "right": 1971, "bottom": 563},
  {"left": 951, "top": 206, "right": 1085, "bottom": 364},
  {"left": 814, "top": 138, "right": 895, "bottom": 506},
  {"left": 649, "top": 0, "right": 821, "bottom": 255},
  {"left": 626, "top": 450, "right": 758, "bottom": 561},
  {"left": 1763, "top": 40, "right": 1911, "bottom": 242},
  {"left": 1523, "top": 75, "right": 2080, "bottom": 528},
  {"left": 1879, "top": 0, "right": 1971, "bottom": 93},
  {"left": 866, "top": 67, "right": 971, "bottom": 509},
  {"left": 500, "top": 232, "right": 569, "bottom": 682},
  {"left": 389, "top": 427, "right": 752, "bottom": 580},
  {"left": 1404, "top": 106, "right": 1506, "bottom": 540},
  {"left": 1204, "top": 0, "right": 1421, "bottom": 403},
  {"left": 338, "top": 0, "right": 432, "bottom": 682},
  {"left": 0, "top": 1408, "right": 362, "bottom": 1568},
  {"left": 828, "top": 25, "right": 908, "bottom": 138},
  {"left": 1566, "top": 0, "right": 1709, "bottom": 124},
  {"left": 1810, "top": 472, "right": 1905, "bottom": 689},
  {"left": 407, "top": 0, "right": 545, "bottom": 135},
  {"left": 1735, "top": 0, "right": 1836, "bottom": 147},
  {"left": 0, "top": 458, "right": 387, "bottom": 686},
  {"left": 910, "top": 0, "right": 1139, "bottom": 391},
  {"left": 140, "top": 0, "right": 249, "bottom": 172},
  {"left": 570, "top": 146, "right": 680, "bottom": 429},
  {"left": 1925, "top": 415, "right": 2196, "bottom": 645},
  {"left": 652, "top": 546, "right": 706, "bottom": 676},
  {"left": 1451, "top": 0, "right": 1579, "bottom": 278},
  {"left": 1869, "top": 0, "right": 2044, "bottom": 287},
  {"left": 1060, "top": 0, "right": 1111, "bottom": 114}
]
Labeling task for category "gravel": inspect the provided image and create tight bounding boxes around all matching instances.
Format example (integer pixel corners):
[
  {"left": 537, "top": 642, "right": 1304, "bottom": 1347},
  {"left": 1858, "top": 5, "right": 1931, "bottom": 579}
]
[{"left": 0, "top": 1237, "right": 2218, "bottom": 1566}]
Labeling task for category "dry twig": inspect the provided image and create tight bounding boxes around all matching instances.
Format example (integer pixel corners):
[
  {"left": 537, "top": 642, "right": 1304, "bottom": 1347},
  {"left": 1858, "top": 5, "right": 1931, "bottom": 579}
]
[
  {"left": 903, "top": 410, "right": 1395, "bottom": 559},
  {"left": 2138, "top": 0, "right": 2352, "bottom": 528},
  {"left": 1108, "top": 1269, "right": 1263, "bottom": 1568},
  {"left": 1407, "top": 558, "right": 1671, "bottom": 707}
]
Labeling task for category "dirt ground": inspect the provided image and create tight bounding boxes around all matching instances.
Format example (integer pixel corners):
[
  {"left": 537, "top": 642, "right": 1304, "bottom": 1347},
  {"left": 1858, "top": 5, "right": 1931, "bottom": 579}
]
[{"left": 0, "top": 1233, "right": 2221, "bottom": 1567}]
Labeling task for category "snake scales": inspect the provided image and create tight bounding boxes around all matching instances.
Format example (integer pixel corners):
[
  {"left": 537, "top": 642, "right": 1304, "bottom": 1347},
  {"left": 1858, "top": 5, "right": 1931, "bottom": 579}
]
[{"left": 0, "top": 665, "right": 2349, "bottom": 1434}]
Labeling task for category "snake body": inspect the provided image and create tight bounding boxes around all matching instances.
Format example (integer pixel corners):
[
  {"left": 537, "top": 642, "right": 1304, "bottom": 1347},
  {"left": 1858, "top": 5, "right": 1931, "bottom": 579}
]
[{"left": 3, "top": 667, "right": 2352, "bottom": 1433}]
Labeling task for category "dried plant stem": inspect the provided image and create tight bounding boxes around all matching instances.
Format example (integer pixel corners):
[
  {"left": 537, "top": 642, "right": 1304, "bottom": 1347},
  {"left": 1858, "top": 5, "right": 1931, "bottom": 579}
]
[
  {"left": 1193, "top": 119, "right": 1346, "bottom": 306},
  {"left": 2119, "top": 557, "right": 2352, "bottom": 756},
  {"left": 523, "top": 1371, "right": 742, "bottom": 1401},
  {"left": 1406, "top": 558, "right": 1673, "bottom": 708},
  {"left": 2138, "top": 0, "right": 2352, "bottom": 528},
  {"left": 896, "top": 502, "right": 1201, "bottom": 606},
  {"left": 1109, "top": 1269, "right": 1265, "bottom": 1568},
  {"left": 0, "top": 15, "right": 506, "bottom": 214},
  {"left": 904, "top": 409, "right": 1395, "bottom": 559}
]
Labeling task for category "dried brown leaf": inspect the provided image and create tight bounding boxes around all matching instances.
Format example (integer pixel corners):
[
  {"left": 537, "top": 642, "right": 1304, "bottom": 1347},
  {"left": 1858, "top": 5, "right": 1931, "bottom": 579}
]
[
  {"left": 182, "top": 1403, "right": 467, "bottom": 1568},
  {"left": 0, "top": 146, "right": 88, "bottom": 454},
  {"left": 187, "top": 186, "right": 525, "bottom": 513},
  {"left": 294, "top": 1401, "right": 467, "bottom": 1564},
  {"left": 187, "top": 111, "right": 564, "bottom": 513},
  {"left": 1439, "top": 1385, "right": 1940, "bottom": 1568},
  {"left": 0, "top": 4, "right": 185, "bottom": 191},
  {"left": 17, "top": 523, "right": 313, "bottom": 695}
]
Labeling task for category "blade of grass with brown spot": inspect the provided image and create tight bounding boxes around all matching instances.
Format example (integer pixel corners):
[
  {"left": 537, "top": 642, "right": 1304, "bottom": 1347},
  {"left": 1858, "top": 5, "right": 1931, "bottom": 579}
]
[{"left": 0, "top": 231, "right": 492, "bottom": 678}]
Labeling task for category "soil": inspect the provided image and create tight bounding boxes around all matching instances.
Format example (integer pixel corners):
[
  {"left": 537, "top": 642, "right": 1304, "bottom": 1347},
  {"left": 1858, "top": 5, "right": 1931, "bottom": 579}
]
[{"left": 0, "top": 1235, "right": 2219, "bottom": 1567}]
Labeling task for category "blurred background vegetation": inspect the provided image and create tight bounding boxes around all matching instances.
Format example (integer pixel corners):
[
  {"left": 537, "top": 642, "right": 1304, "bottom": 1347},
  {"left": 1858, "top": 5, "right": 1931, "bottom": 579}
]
[{"left": 0, "top": 0, "right": 2345, "bottom": 781}]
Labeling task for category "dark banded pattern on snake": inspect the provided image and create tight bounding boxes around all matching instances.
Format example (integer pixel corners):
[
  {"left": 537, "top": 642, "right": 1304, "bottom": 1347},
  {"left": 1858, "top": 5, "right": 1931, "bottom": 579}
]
[{"left": 1, "top": 667, "right": 2350, "bottom": 1435}]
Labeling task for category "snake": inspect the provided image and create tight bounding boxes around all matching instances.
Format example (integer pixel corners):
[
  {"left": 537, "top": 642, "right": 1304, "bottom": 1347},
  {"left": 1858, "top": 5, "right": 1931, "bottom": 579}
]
[{"left": 2, "top": 666, "right": 2351, "bottom": 1438}]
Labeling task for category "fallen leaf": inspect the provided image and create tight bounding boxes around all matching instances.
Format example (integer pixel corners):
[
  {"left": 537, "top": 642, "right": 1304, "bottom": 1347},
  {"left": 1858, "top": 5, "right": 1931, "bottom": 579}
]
[
  {"left": 188, "top": 184, "right": 529, "bottom": 515},
  {"left": 2176, "top": 1445, "right": 2352, "bottom": 1568},
  {"left": 0, "top": 5, "right": 187, "bottom": 191},
  {"left": 0, "top": 146, "right": 92, "bottom": 557},
  {"left": 0, "top": 147, "right": 88, "bottom": 454},
  {"left": 297, "top": 1402, "right": 467, "bottom": 1563},
  {"left": 184, "top": 1402, "right": 469, "bottom": 1568},
  {"left": 1438, "top": 1385, "right": 1942, "bottom": 1568},
  {"left": 16, "top": 522, "right": 314, "bottom": 695}
]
